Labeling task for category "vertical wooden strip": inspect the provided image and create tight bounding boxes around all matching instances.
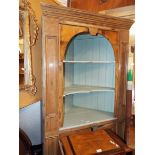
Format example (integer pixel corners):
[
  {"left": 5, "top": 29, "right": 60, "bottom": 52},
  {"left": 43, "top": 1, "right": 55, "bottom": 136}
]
[
  {"left": 45, "top": 138, "right": 59, "bottom": 155},
  {"left": 44, "top": 36, "right": 59, "bottom": 155},
  {"left": 116, "top": 30, "right": 129, "bottom": 138},
  {"left": 42, "top": 17, "right": 60, "bottom": 155},
  {"left": 125, "top": 90, "right": 133, "bottom": 144},
  {"left": 45, "top": 36, "right": 58, "bottom": 115}
]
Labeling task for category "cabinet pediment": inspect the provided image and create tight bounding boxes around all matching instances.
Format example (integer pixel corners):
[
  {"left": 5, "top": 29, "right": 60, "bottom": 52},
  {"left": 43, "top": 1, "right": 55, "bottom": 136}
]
[{"left": 41, "top": 3, "right": 134, "bottom": 30}]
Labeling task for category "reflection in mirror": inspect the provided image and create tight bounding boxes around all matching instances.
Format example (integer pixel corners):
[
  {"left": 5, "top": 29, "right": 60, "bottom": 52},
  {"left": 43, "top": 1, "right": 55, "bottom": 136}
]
[
  {"left": 19, "top": 0, "right": 39, "bottom": 95},
  {"left": 19, "top": 10, "right": 25, "bottom": 86}
]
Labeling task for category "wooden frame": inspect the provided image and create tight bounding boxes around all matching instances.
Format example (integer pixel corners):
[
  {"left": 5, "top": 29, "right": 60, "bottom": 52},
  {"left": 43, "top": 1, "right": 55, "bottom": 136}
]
[{"left": 41, "top": 3, "right": 134, "bottom": 155}]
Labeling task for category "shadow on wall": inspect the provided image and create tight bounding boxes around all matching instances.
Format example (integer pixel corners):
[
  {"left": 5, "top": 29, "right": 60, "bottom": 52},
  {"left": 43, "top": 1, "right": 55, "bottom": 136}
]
[{"left": 19, "top": 101, "right": 42, "bottom": 145}]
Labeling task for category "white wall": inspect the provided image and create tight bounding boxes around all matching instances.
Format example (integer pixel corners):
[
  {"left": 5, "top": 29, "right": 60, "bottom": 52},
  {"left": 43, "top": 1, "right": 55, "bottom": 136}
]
[{"left": 19, "top": 100, "right": 42, "bottom": 145}]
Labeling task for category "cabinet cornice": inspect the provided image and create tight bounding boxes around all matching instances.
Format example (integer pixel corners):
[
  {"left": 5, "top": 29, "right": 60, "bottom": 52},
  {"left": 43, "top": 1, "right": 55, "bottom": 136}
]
[{"left": 41, "top": 3, "right": 134, "bottom": 30}]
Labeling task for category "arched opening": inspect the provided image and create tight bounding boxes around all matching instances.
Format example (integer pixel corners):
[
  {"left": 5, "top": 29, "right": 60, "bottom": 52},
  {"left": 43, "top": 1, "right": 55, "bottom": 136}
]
[{"left": 61, "top": 33, "right": 116, "bottom": 130}]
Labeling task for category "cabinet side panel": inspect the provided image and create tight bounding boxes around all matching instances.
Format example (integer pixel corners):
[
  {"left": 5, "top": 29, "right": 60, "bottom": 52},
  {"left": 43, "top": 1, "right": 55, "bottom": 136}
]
[
  {"left": 46, "top": 36, "right": 58, "bottom": 115},
  {"left": 42, "top": 17, "right": 60, "bottom": 155},
  {"left": 117, "top": 30, "right": 129, "bottom": 139}
]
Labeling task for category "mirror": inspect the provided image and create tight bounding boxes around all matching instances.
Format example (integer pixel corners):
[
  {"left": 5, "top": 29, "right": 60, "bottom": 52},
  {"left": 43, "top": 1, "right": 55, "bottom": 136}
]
[{"left": 19, "top": 0, "right": 39, "bottom": 95}]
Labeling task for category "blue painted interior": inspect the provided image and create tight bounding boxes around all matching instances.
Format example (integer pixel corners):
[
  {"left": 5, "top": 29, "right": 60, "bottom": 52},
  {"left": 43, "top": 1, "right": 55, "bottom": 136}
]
[
  {"left": 64, "top": 33, "right": 115, "bottom": 115},
  {"left": 65, "top": 34, "right": 115, "bottom": 61}
]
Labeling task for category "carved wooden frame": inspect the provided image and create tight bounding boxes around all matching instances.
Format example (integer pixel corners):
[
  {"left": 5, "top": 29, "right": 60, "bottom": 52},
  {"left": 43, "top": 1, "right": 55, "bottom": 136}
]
[{"left": 19, "top": 0, "right": 39, "bottom": 95}]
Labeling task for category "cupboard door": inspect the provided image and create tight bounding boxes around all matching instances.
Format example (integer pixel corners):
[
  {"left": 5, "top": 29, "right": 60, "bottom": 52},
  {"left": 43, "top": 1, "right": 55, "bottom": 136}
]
[{"left": 42, "top": 17, "right": 60, "bottom": 155}]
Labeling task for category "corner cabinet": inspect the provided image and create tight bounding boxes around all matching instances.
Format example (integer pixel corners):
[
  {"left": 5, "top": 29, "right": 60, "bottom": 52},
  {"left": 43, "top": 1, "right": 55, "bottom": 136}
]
[{"left": 41, "top": 3, "right": 133, "bottom": 155}]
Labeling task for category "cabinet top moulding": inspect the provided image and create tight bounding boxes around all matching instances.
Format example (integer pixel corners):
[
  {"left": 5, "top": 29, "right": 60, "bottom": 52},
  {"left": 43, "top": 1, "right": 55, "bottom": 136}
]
[{"left": 41, "top": 3, "right": 134, "bottom": 30}]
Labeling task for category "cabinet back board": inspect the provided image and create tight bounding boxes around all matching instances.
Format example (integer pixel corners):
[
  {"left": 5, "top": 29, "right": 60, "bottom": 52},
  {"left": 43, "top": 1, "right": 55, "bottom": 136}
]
[{"left": 62, "top": 34, "right": 116, "bottom": 129}]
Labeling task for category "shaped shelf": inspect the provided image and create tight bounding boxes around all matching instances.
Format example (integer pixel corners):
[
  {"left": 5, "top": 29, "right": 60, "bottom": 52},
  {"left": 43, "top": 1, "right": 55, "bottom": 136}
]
[
  {"left": 63, "top": 60, "right": 115, "bottom": 64},
  {"left": 60, "top": 106, "right": 116, "bottom": 131},
  {"left": 64, "top": 85, "right": 114, "bottom": 96}
]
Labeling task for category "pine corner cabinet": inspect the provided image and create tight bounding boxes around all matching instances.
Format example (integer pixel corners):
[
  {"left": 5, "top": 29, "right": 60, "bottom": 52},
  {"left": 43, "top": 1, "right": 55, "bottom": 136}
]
[{"left": 41, "top": 3, "right": 134, "bottom": 155}]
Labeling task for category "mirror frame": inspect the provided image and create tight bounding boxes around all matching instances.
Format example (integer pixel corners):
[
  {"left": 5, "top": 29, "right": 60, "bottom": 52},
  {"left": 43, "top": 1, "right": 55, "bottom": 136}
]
[{"left": 19, "top": 0, "right": 39, "bottom": 95}]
